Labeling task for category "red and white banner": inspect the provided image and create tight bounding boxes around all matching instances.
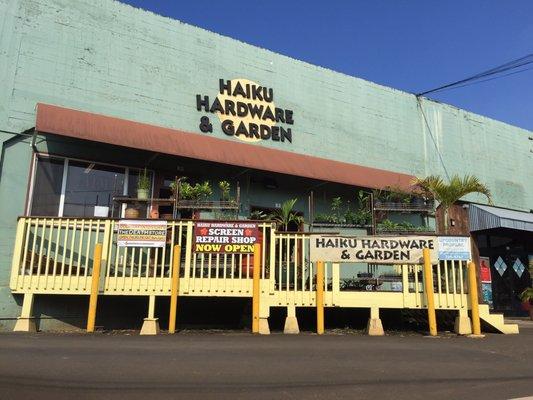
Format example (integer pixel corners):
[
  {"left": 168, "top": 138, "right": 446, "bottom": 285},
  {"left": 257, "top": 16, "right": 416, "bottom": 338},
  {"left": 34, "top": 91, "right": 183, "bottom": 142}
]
[{"left": 194, "top": 221, "right": 260, "bottom": 253}]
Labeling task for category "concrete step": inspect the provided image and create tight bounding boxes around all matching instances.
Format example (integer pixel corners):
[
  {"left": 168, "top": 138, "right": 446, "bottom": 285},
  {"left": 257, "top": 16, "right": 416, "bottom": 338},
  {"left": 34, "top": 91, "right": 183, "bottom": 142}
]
[{"left": 478, "top": 304, "right": 519, "bottom": 334}]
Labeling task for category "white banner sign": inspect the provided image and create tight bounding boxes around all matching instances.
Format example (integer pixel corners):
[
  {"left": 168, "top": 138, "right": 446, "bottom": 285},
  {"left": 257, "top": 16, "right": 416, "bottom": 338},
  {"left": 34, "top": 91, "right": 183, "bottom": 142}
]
[
  {"left": 437, "top": 236, "right": 471, "bottom": 260},
  {"left": 310, "top": 235, "right": 439, "bottom": 264},
  {"left": 117, "top": 220, "right": 167, "bottom": 247}
]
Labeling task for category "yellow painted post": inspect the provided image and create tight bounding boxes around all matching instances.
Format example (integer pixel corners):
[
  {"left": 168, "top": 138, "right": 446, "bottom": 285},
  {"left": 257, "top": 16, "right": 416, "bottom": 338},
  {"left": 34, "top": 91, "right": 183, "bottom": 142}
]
[
  {"left": 168, "top": 245, "right": 182, "bottom": 334},
  {"left": 252, "top": 243, "right": 261, "bottom": 333},
  {"left": 468, "top": 261, "right": 482, "bottom": 335},
  {"left": 422, "top": 248, "right": 437, "bottom": 336},
  {"left": 9, "top": 218, "right": 26, "bottom": 290},
  {"left": 87, "top": 243, "right": 103, "bottom": 333},
  {"left": 316, "top": 261, "right": 325, "bottom": 335}
]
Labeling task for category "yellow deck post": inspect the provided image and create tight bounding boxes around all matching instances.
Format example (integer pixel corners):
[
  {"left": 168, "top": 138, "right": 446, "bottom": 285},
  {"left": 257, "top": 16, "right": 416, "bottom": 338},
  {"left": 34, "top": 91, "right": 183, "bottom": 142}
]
[
  {"left": 9, "top": 217, "right": 26, "bottom": 290},
  {"left": 87, "top": 243, "right": 103, "bottom": 333},
  {"left": 140, "top": 295, "right": 160, "bottom": 335},
  {"left": 316, "top": 261, "right": 325, "bottom": 335},
  {"left": 252, "top": 243, "right": 261, "bottom": 333},
  {"left": 468, "top": 261, "right": 482, "bottom": 336},
  {"left": 13, "top": 292, "right": 37, "bottom": 332},
  {"left": 422, "top": 248, "right": 437, "bottom": 336},
  {"left": 168, "top": 245, "right": 181, "bottom": 334}
]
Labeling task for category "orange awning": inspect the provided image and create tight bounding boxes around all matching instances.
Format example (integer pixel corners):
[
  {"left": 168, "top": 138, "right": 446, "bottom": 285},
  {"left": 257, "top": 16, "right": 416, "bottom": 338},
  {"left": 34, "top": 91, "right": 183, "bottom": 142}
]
[{"left": 35, "top": 103, "right": 414, "bottom": 189}]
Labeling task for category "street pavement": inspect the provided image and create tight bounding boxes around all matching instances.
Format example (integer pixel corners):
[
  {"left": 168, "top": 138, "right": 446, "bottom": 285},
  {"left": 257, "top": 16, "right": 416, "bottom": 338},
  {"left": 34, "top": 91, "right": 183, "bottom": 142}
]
[{"left": 0, "top": 326, "right": 532, "bottom": 400}]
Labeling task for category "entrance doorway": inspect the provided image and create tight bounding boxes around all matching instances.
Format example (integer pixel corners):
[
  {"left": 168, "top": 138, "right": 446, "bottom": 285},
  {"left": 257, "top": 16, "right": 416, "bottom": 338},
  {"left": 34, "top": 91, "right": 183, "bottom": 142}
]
[{"left": 475, "top": 229, "right": 533, "bottom": 316}]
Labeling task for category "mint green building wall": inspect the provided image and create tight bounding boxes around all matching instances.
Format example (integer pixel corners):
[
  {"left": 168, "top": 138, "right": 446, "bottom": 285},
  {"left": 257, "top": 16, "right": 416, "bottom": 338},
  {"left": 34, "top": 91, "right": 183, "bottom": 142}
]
[
  {"left": 1, "top": 0, "right": 531, "bottom": 210},
  {"left": 0, "top": 133, "right": 32, "bottom": 329},
  {"left": 0, "top": 0, "right": 532, "bottom": 327}
]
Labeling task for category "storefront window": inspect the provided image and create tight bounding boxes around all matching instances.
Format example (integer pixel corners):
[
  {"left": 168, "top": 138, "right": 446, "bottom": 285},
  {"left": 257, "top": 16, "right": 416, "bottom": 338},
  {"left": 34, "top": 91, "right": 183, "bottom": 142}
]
[
  {"left": 30, "top": 157, "right": 64, "bottom": 216},
  {"left": 63, "top": 161, "right": 125, "bottom": 217},
  {"left": 29, "top": 156, "right": 150, "bottom": 218}
]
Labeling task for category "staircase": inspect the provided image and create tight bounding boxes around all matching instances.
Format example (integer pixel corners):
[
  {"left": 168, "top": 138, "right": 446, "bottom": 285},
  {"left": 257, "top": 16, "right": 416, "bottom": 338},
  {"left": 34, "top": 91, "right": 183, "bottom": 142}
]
[{"left": 478, "top": 304, "right": 519, "bottom": 334}]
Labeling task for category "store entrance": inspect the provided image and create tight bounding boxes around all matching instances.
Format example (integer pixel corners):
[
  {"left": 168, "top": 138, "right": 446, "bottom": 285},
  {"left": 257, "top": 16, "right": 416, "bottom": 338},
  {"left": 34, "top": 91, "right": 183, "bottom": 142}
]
[
  {"left": 491, "top": 254, "right": 530, "bottom": 314},
  {"left": 475, "top": 229, "right": 533, "bottom": 316}
]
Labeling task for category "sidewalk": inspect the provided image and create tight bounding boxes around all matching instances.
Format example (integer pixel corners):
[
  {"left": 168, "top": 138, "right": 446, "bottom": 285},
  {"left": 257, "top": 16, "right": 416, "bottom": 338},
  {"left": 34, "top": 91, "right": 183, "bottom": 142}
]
[{"left": 506, "top": 317, "right": 533, "bottom": 329}]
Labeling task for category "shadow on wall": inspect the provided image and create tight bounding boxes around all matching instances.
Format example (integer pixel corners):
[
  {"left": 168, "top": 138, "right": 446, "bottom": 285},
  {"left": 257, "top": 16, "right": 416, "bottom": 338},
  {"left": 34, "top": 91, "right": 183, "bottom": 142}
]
[
  {"left": 20, "top": 294, "right": 149, "bottom": 331},
  {"left": 15, "top": 295, "right": 251, "bottom": 332},
  {"left": 268, "top": 307, "right": 453, "bottom": 333},
  {"left": 9, "top": 295, "right": 460, "bottom": 333}
]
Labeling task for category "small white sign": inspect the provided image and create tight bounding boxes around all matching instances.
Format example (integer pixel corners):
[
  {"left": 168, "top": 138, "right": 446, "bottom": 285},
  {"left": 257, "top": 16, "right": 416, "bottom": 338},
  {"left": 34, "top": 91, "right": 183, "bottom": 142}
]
[
  {"left": 310, "top": 235, "right": 438, "bottom": 264},
  {"left": 437, "top": 236, "right": 471, "bottom": 260},
  {"left": 93, "top": 206, "right": 109, "bottom": 217},
  {"left": 117, "top": 220, "right": 167, "bottom": 248}
]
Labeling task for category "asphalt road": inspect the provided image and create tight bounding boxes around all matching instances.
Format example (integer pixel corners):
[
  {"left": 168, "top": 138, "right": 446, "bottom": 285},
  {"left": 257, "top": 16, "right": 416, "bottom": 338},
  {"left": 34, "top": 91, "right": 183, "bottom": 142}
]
[{"left": 1, "top": 326, "right": 532, "bottom": 400}]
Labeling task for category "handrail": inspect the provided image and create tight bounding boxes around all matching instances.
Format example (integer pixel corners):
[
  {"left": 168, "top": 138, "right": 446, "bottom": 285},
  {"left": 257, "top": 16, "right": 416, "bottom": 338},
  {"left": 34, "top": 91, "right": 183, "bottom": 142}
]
[
  {"left": 9, "top": 217, "right": 470, "bottom": 312},
  {"left": 10, "top": 217, "right": 273, "bottom": 296}
]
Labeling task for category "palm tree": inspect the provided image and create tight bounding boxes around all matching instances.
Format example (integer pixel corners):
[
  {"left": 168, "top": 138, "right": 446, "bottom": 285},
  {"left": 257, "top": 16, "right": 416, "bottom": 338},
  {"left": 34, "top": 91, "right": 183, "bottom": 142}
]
[
  {"left": 412, "top": 174, "right": 493, "bottom": 234},
  {"left": 270, "top": 198, "right": 304, "bottom": 231}
]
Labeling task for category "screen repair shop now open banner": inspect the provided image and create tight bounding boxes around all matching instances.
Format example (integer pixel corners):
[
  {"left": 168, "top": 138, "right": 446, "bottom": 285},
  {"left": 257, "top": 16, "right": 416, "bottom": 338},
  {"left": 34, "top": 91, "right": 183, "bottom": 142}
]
[
  {"left": 310, "top": 235, "right": 471, "bottom": 264},
  {"left": 117, "top": 220, "right": 168, "bottom": 247},
  {"left": 194, "top": 221, "right": 260, "bottom": 253}
]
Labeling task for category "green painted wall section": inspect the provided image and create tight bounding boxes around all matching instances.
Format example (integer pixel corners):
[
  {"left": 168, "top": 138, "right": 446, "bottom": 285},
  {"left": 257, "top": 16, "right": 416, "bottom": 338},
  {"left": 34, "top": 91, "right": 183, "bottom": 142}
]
[
  {"left": 0, "top": 0, "right": 532, "bottom": 326},
  {"left": 0, "top": 133, "right": 32, "bottom": 328},
  {"left": 1, "top": 0, "right": 531, "bottom": 210}
]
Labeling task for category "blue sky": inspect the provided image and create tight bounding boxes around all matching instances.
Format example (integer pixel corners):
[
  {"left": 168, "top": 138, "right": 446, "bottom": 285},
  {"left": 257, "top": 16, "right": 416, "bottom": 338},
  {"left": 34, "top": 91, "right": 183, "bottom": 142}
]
[{"left": 119, "top": 1, "right": 533, "bottom": 131}]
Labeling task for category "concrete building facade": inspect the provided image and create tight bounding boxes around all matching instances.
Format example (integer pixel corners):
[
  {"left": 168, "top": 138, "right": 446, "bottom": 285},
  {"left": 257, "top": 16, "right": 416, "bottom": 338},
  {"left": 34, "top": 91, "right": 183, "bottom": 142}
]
[{"left": 1, "top": 0, "right": 531, "bottom": 330}]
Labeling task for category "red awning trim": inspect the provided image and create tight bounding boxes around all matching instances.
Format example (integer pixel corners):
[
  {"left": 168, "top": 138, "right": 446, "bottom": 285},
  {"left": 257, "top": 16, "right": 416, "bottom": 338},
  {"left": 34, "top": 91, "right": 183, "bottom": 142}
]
[{"left": 35, "top": 103, "right": 414, "bottom": 190}]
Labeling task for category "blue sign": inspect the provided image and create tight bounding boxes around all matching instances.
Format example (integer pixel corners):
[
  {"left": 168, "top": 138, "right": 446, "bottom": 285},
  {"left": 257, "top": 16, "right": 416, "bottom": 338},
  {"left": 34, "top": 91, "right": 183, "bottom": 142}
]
[{"left": 438, "top": 237, "right": 471, "bottom": 260}]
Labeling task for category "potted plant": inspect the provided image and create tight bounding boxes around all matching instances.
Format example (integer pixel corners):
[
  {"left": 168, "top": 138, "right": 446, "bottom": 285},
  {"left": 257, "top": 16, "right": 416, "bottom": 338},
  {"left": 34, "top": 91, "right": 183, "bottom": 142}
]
[
  {"left": 176, "top": 180, "right": 213, "bottom": 217},
  {"left": 373, "top": 188, "right": 386, "bottom": 208},
  {"left": 270, "top": 198, "right": 304, "bottom": 232},
  {"left": 124, "top": 207, "right": 140, "bottom": 219},
  {"left": 520, "top": 287, "right": 533, "bottom": 320},
  {"left": 219, "top": 180, "right": 231, "bottom": 201},
  {"left": 377, "top": 219, "right": 399, "bottom": 232},
  {"left": 331, "top": 197, "right": 343, "bottom": 224},
  {"left": 169, "top": 181, "right": 177, "bottom": 199},
  {"left": 195, "top": 181, "right": 213, "bottom": 202},
  {"left": 249, "top": 210, "right": 268, "bottom": 220},
  {"left": 313, "top": 213, "right": 336, "bottom": 224},
  {"left": 268, "top": 199, "right": 304, "bottom": 287},
  {"left": 179, "top": 181, "right": 194, "bottom": 200},
  {"left": 137, "top": 168, "right": 151, "bottom": 200},
  {"left": 179, "top": 180, "right": 212, "bottom": 202}
]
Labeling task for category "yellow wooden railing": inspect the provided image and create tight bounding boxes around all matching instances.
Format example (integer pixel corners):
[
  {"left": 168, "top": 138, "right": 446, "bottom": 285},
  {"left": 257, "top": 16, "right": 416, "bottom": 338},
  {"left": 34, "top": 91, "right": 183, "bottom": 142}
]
[
  {"left": 269, "top": 232, "right": 469, "bottom": 310},
  {"left": 10, "top": 218, "right": 110, "bottom": 294},
  {"left": 9, "top": 217, "right": 469, "bottom": 311},
  {"left": 9, "top": 217, "right": 274, "bottom": 297}
]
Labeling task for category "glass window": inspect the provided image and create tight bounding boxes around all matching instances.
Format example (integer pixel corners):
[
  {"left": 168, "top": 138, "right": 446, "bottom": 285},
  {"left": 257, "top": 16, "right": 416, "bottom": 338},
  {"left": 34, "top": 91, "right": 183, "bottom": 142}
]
[
  {"left": 30, "top": 157, "right": 64, "bottom": 216},
  {"left": 63, "top": 161, "right": 125, "bottom": 218},
  {"left": 29, "top": 156, "right": 154, "bottom": 218}
]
